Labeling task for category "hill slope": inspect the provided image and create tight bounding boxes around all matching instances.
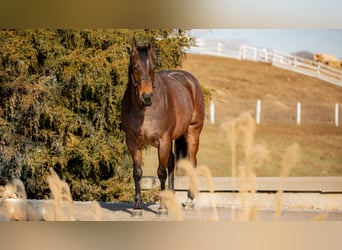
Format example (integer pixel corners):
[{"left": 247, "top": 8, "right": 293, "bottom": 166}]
[{"left": 183, "top": 54, "right": 342, "bottom": 102}]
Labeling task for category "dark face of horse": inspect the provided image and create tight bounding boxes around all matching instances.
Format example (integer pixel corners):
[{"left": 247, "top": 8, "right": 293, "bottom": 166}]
[{"left": 130, "top": 38, "right": 156, "bottom": 106}]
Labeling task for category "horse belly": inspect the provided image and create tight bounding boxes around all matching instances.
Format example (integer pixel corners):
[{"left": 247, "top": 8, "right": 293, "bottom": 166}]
[{"left": 171, "top": 113, "right": 192, "bottom": 140}]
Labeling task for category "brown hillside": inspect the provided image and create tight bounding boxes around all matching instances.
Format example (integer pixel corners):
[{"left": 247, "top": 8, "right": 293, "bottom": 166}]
[{"left": 182, "top": 54, "right": 342, "bottom": 103}]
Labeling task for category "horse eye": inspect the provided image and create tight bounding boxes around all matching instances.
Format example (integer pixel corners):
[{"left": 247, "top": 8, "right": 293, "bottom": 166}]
[{"left": 133, "top": 65, "right": 140, "bottom": 72}]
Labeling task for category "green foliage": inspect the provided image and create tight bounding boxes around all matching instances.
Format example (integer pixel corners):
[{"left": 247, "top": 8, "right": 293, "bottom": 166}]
[{"left": 0, "top": 29, "right": 195, "bottom": 201}]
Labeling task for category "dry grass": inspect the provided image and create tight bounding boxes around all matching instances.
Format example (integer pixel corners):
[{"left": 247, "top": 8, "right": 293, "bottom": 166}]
[
  {"left": 159, "top": 190, "right": 183, "bottom": 221},
  {"left": 45, "top": 168, "right": 75, "bottom": 221},
  {"left": 189, "top": 54, "right": 342, "bottom": 177},
  {"left": 176, "top": 159, "right": 218, "bottom": 221},
  {"left": 0, "top": 169, "right": 103, "bottom": 221},
  {"left": 0, "top": 157, "right": 330, "bottom": 222},
  {"left": 177, "top": 159, "right": 199, "bottom": 199},
  {"left": 0, "top": 179, "right": 28, "bottom": 220},
  {"left": 274, "top": 143, "right": 300, "bottom": 220},
  {"left": 222, "top": 112, "right": 269, "bottom": 221}
]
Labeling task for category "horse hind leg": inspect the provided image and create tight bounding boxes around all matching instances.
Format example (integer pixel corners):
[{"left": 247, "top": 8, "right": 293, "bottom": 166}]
[
  {"left": 183, "top": 126, "right": 203, "bottom": 209},
  {"left": 175, "top": 135, "right": 187, "bottom": 161}
]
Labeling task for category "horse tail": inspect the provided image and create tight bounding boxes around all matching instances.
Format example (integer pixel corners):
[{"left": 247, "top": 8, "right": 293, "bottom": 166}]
[{"left": 175, "top": 135, "right": 187, "bottom": 161}]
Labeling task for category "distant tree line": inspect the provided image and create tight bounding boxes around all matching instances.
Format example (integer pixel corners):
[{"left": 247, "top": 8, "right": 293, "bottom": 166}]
[{"left": 0, "top": 29, "right": 196, "bottom": 201}]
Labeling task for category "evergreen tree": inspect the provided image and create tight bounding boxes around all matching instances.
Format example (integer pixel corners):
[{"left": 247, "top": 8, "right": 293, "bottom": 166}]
[{"left": 0, "top": 29, "right": 195, "bottom": 201}]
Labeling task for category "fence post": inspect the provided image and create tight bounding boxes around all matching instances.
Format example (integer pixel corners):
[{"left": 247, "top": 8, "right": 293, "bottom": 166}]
[
  {"left": 241, "top": 45, "right": 246, "bottom": 60},
  {"left": 264, "top": 49, "right": 268, "bottom": 62},
  {"left": 210, "top": 99, "right": 215, "bottom": 124},
  {"left": 253, "top": 47, "right": 257, "bottom": 61},
  {"left": 316, "top": 62, "right": 321, "bottom": 76},
  {"left": 335, "top": 103, "right": 339, "bottom": 127},
  {"left": 217, "top": 42, "right": 223, "bottom": 56},
  {"left": 256, "top": 99, "right": 261, "bottom": 125},
  {"left": 297, "top": 102, "right": 301, "bottom": 125}
]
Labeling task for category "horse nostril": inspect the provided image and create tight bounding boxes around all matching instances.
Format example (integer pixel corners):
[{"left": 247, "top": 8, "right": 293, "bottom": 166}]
[{"left": 142, "top": 93, "right": 153, "bottom": 106}]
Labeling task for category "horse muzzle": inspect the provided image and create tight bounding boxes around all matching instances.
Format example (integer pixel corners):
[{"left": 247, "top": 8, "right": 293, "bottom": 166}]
[{"left": 140, "top": 92, "right": 153, "bottom": 106}]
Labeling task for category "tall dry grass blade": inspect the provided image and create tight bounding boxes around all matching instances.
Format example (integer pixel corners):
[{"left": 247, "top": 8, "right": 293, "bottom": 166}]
[
  {"left": 274, "top": 190, "right": 283, "bottom": 221},
  {"left": 250, "top": 144, "right": 270, "bottom": 173},
  {"left": 196, "top": 165, "right": 214, "bottom": 193},
  {"left": 237, "top": 164, "right": 250, "bottom": 221},
  {"left": 249, "top": 204, "right": 259, "bottom": 221},
  {"left": 224, "top": 113, "right": 268, "bottom": 221},
  {"left": 237, "top": 113, "right": 256, "bottom": 192},
  {"left": 196, "top": 165, "right": 218, "bottom": 221},
  {"left": 222, "top": 119, "right": 237, "bottom": 179},
  {"left": 177, "top": 159, "right": 199, "bottom": 200},
  {"left": 11, "top": 179, "right": 27, "bottom": 200},
  {"left": 0, "top": 179, "right": 28, "bottom": 220},
  {"left": 46, "top": 168, "right": 75, "bottom": 221},
  {"left": 236, "top": 112, "right": 256, "bottom": 163},
  {"left": 12, "top": 179, "right": 28, "bottom": 220},
  {"left": 159, "top": 190, "right": 183, "bottom": 221},
  {"left": 222, "top": 119, "right": 238, "bottom": 220},
  {"left": 237, "top": 113, "right": 257, "bottom": 221},
  {"left": 274, "top": 143, "right": 300, "bottom": 220}
]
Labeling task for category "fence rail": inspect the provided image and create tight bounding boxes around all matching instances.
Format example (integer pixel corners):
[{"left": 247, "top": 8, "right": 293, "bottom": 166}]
[
  {"left": 208, "top": 99, "right": 341, "bottom": 126},
  {"left": 190, "top": 40, "right": 342, "bottom": 88},
  {"left": 142, "top": 176, "right": 342, "bottom": 193}
]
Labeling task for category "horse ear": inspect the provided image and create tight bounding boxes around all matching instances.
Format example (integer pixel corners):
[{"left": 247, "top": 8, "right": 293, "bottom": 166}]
[
  {"left": 148, "top": 38, "right": 155, "bottom": 51},
  {"left": 148, "top": 38, "right": 155, "bottom": 62},
  {"left": 132, "top": 37, "right": 138, "bottom": 54}
]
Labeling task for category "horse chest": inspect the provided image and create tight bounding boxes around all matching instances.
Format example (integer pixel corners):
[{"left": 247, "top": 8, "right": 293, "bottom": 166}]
[
  {"left": 140, "top": 120, "right": 163, "bottom": 147},
  {"left": 141, "top": 131, "right": 160, "bottom": 147},
  {"left": 126, "top": 115, "right": 161, "bottom": 147}
]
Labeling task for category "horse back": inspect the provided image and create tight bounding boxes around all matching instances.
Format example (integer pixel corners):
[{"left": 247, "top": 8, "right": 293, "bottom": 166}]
[{"left": 157, "top": 69, "right": 205, "bottom": 126}]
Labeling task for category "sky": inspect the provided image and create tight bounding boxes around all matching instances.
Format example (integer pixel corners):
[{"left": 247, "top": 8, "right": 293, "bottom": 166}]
[{"left": 190, "top": 29, "right": 342, "bottom": 59}]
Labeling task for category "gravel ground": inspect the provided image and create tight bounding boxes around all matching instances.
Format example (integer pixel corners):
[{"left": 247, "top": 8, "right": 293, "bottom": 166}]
[{"left": 1, "top": 199, "right": 341, "bottom": 221}]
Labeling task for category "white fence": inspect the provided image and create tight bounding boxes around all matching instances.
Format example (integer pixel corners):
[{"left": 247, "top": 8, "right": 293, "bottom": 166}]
[
  {"left": 190, "top": 39, "right": 342, "bottom": 88},
  {"left": 208, "top": 99, "right": 341, "bottom": 127}
]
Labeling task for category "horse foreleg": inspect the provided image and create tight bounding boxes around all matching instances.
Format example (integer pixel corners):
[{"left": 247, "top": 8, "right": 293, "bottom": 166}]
[
  {"left": 132, "top": 156, "right": 144, "bottom": 217},
  {"left": 133, "top": 160, "right": 143, "bottom": 210},
  {"left": 157, "top": 139, "right": 172, "bottom": 215},
  {"left": 127, "top": 138, "right": 143, "bottom": 216},
  {"left": 167, "top": 149, "right": 175, "bottom": 192}
]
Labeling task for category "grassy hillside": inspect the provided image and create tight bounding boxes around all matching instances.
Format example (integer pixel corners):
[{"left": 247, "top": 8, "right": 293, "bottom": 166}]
[{"left": 142, "top": 54, "right": 342, "bottom": 177}]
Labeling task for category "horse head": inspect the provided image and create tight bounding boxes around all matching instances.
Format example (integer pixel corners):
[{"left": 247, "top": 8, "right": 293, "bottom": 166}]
[{"left": 129, "top": 37, "right": 156, "bottom": 106}]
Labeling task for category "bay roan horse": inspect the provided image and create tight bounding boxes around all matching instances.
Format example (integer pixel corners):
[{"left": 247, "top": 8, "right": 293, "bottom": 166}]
[{"left": 121, "top": 38, "right": 205, "bottom": 216}]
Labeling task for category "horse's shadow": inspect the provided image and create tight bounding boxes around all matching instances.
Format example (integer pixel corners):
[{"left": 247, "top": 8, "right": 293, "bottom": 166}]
[{"left": 99, "top": 202, "right": 158, "bottom": 216}]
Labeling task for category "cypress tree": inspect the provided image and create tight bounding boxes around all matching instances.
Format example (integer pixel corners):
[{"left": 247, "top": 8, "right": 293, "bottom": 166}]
[{"left": 0, "top": 29, "right": 195, "bottom": 201}]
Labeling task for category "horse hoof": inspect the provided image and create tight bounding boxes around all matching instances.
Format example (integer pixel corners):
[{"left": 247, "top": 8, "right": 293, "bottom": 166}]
[
  {"left": 157, "top": 208, "right": 168, "bottom": 217},
  {"left": 182, "top": 201, "right": 195, "bottom": 210},
  {"left": 131, "top": 209, "right": 143, "bottom": 218}
]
